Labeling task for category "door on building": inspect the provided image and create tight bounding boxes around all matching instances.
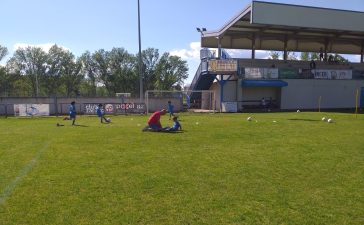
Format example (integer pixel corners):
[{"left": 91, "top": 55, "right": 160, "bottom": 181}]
[{"left": 360, "top": 87, "right": 364, "bottom": 108}]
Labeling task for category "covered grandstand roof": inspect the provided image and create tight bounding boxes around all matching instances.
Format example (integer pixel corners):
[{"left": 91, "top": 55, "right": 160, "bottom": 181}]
[{"left": 201, "top": 1, "right": 364, "bottom": 55}]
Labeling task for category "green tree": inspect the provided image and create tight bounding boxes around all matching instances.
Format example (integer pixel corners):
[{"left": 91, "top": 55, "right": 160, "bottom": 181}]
[
  {"left": 268, "top": 51, "right": 280, "bottom": 60},
  {"left": 0, "top": 45, "right": 10, "bottom": 96},
  {"left": 46, "top": 45, "right": 77, "bottom": 96},
  {"left": 62, "top": 57, "right": 83, "bottom": 97},
  {"left": 141, "top": 48, "right": 159, "bottom": 92},
  {"left": 154, "top": 53, "right": 188, "bottom": 90},
  {"left": 0, "top": 68, "right": 22, "bottom": 97},
  {"left": 79, "top": 51, "right": 98, "bottom": 96},
  {"left": 8, "top": 47, "right": 48, "bottom": 96},
  {"left": 300, "top": 52, "right": 320, "bottom": 61},
  {"left": 107, "top": 48, "right": 138, "bottom": 96},
  {"left": 0, "top": 45, "right": 8, "bottom": 62},
  {"left": 333, "top": 54, "right": 349, "bottom": 63},
  {"left": 92, "top": 49, "right": 111, "bottom": 94}
]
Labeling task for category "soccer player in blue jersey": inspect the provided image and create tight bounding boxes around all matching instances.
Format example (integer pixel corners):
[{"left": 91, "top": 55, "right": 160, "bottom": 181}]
[
  {"left": 164, "top": 116, "right": 182, "bottom": 132},
  {"left": 167, "top": 100, "right": 174, "bottom": 120},
  {"left": 96, "top": 104, "right": 110, "bottom": 123},
  {"left": 69, "top": 101, "right": 77, "bottom": 126}
]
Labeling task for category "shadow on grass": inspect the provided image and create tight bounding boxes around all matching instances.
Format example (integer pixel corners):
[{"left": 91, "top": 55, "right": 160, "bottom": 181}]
[
  {"left": 73, "top": 124, "right": 89, "bottom": 127},
  {"left": 288, "top": 118, "right": 321, "bottom": 122},
  {"left": 142, "top": 130, "right": 185, "bottom": 134}
]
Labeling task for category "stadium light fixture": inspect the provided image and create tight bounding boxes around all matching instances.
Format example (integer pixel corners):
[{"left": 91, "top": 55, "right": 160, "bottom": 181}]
[{"left": 196, "top": 27, "right": 206, "bottom": 36}]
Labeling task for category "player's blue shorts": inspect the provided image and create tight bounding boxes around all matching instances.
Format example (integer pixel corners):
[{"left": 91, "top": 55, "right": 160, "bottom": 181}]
[
  {"left": 148, "top": 124, "right": 161, "bottom": 130},
  {"left": 70, "top": 113, "right": 76, "bottom": 119}
]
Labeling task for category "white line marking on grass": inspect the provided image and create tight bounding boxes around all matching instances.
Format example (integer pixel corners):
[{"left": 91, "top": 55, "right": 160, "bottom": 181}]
[{"left": 0, "top": 142, "right": 50, "bottom": 206}]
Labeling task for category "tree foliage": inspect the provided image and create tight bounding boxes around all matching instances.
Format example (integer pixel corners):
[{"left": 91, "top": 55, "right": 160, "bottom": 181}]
[
  {"left": 8, "top": 47, "right": 48, "bottom": 96},
  {"left": 1, "top": 44, "right": 189, "bottom": 97},
  {"left": 0, "top": 45, "right": 8, "bottom": 62},
  {"left": 154, "top": 53, "right": 188, "bottom": 90}
]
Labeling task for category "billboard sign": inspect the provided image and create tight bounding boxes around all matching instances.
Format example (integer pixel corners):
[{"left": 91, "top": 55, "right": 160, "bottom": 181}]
[
  {"left": 208, "top": 59, "right": 237, "bottom": 74},
  {"left": 84, "top": 103, "right": 146, "bottom": 114},
  {"left": 278, "top": 68, "right": 299, "bottom": 79},
  {"left": 314, "top": 70, "right": 352, "bottom": 80},
  {"left": 245, "top": 68, "right": 279, "bottom": 79},
  {"left": 14, "top": 104, "right": 50, "bottom": 116},
  {"left": 221, "top": 102, "right": 237, "bottom": 112}
]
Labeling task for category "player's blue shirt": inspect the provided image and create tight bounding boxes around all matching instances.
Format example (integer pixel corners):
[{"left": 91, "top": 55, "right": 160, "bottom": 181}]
[
  {"left": 172, "top": 121, "right": 181, "bottom": 130},
  {"left": 168, "top": 103, "right": 174, "bottom": 113},
  {"left": 96, "top": 106, "right": 104, "bottom": 117},
  {"left": 69, "top": 104, "right": 76, "bottom": 116}
]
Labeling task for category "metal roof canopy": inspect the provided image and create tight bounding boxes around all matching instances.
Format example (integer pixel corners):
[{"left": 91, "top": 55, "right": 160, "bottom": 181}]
[{"left": 201, "top": 1, "right": 364, "bottom": 56}]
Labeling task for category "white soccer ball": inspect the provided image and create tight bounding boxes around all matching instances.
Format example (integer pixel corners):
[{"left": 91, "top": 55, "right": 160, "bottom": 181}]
[
  {"left": 247, "top": 117, "right": 252, "bottom": 121},
  {"left": 327, "top": 118, "right": 333, "bottom": 123},
  {"left": 322, "top": 117, "right": 326, "bottom": 121},
  {"left": 106, "top": 118, "right": 111, "bottom": 122},
  {"left": 296, "top": 109, "right": 300, "bottom": 113}
]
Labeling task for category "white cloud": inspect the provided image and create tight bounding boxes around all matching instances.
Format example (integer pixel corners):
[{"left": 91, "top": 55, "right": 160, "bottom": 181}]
[
  {"left": 170, "top": 42, "right": 201, "bottom": 61},
  {"left": 13, "top": 43, "right": 70, "bottom": 53},
  {"left": 224, "top": 49, "right": 271, "bottom": 59},
  {"left": 348, "top": 54, "right": 361, "bottom": 62},
  {"left": 169, "top": 42, "right": 275, "bottom": 84}
]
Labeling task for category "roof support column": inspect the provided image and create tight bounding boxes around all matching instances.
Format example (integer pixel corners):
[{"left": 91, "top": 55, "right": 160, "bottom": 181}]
[
  {"left": 251, "top": 33, "right": 255, "bottom": 59},
  {"left": 324, "top": 38, "right": 329, "bottom": 61},
  {"left": 217, "top": 36, "right": 222, "bottom": 59},
  {"left": 215, "top": 75, "right": 232, "bottom": 112},
  {"left": 361, "top": 40, "right": 364, "bottom": 63},
  {"left": 283, "top": 35, "right": 288, "bottom": 61}
]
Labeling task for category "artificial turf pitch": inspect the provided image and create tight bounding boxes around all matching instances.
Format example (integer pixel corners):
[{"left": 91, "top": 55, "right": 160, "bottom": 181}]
[{"left": 0, "top": 112, "right": 363, "bottom": 224}]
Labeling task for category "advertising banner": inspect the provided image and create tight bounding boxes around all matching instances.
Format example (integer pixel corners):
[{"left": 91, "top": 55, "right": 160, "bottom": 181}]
[
  {"left": 245, "top": 68, "right": 279, "bottom": 79},
  {"left": 314, "top": 70, "right": 352, "bottom": 80},
  {"left": 298, "top": 69, "right": 314, "bottom": 79},
  {"left": 83, "top": 103, "right": 146, "bottom": 114},
  {"left": 352, "top": 70, "right": 364, "bottom": 79},
  {"left": 278, "top": 68, "right": 299, "bottom": 79},
  {"left": 221, "top": 102, "right": 237, "bottom": 112},
  {"left": 14, "top": 104, "right": 50, "bottom": 116},
  {"left": 208, "top": 59, "right": 237, "bottom": 74}
]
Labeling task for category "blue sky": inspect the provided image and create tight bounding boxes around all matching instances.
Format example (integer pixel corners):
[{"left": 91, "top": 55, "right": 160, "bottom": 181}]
[{"left": 1, "top": 0, "right": 363, "bottom": 83}]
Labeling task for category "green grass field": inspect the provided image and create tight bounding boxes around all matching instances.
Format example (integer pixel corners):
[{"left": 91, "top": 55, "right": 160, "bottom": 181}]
[{"left": 0, "top": 112, "right": 363, "bottom": 225}]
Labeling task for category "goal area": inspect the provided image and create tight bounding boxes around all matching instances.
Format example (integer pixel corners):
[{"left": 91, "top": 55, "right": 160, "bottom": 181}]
[{"left": 145, "top": 90, "right": 216, "bottom": 114}]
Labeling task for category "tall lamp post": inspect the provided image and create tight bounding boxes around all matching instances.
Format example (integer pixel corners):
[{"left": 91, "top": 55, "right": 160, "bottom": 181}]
[
  {"left": 196, "top": 27, "right": 206, "bottom": 36},
  {"left": 138, "top": 0, "right": 143, "bottom": 102}
]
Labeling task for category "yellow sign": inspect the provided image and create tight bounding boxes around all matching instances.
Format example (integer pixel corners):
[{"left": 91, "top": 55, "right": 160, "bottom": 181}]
[{"left": 208, "top": 59, "right": 237, "bottom": 74}]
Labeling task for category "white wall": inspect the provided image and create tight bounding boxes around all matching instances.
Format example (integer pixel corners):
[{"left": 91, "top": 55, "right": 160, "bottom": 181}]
[
  {"left": 281, "top": 80, "right": 364, "bottom": 109},
  {"left": 209, "top": 80, "right": 238, "bottom": 111}
]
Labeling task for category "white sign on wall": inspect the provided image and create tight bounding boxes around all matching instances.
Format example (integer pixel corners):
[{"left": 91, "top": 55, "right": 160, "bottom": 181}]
[
  {"left": 314, "top": 70, "right": 352, "bottom": 80},
  {"left": 245, "top": 68, "right": 279, "bottom": 79},
  {"left": 14, "top": 104, "right": 50, "bottom": 116},
  {"left": 221, "top": 102, "right": 237, "bottom": 112}
]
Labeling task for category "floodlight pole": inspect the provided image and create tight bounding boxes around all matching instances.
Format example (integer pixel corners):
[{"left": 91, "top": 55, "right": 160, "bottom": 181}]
[
  {"left": 138, "top": 0, "right": 143, "bottom": 102},
  {"left": 35, "top": 73, "right": 39, "bottom": 97}
]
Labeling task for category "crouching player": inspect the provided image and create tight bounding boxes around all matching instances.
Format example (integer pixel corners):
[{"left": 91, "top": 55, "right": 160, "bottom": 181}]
[
  {"left": 163, "top": 116, "right": 182, "bottom": 132},
  {"left": 142, "top": 109, "right": 167, "bottom": 131}
]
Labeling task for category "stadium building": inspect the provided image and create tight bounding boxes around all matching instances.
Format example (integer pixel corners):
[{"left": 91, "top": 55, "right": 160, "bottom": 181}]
[{"left": 189, "top": 1, "right": 364, "bottom": 112}]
